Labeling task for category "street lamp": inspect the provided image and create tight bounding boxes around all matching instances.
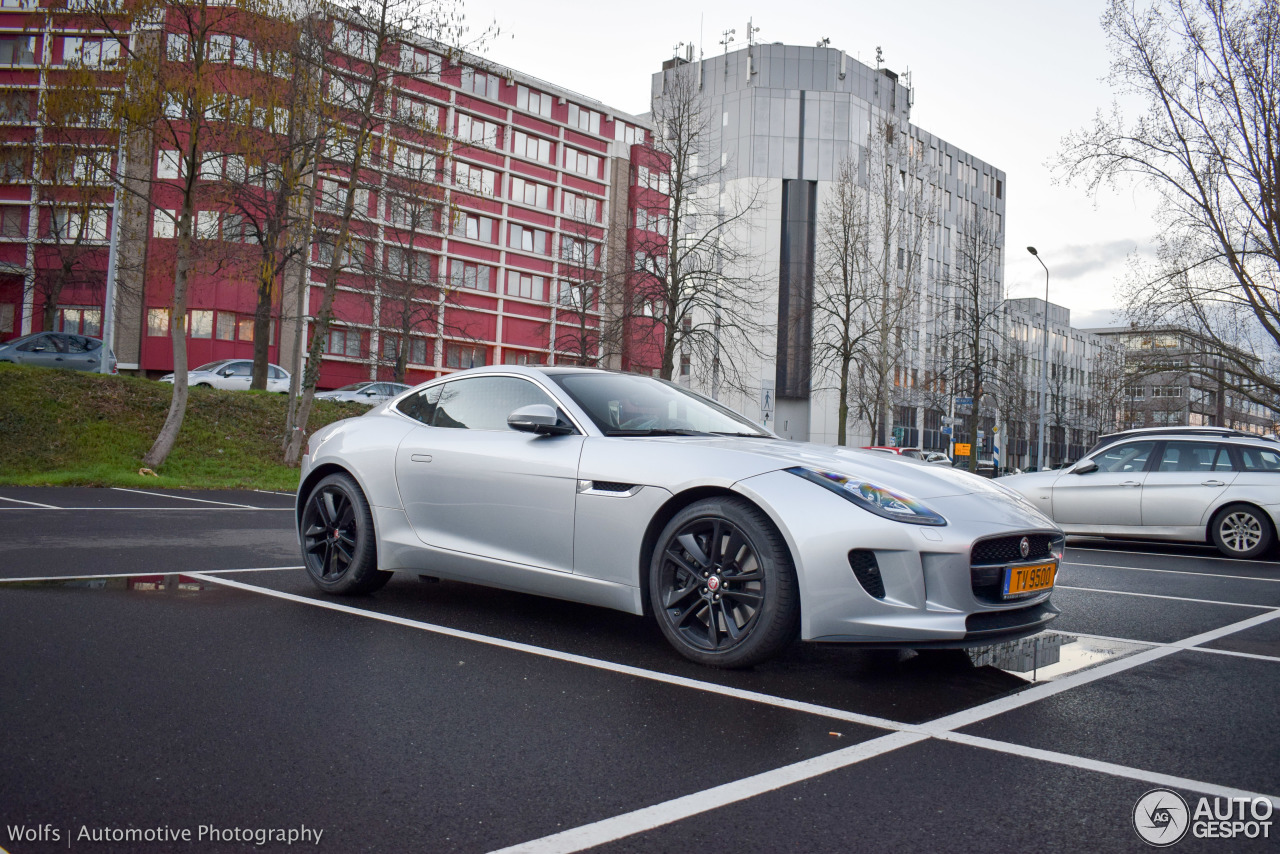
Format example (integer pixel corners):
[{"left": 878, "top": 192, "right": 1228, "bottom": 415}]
[{"left": 1027, "top": 246, "right": 1049, "bottom": 470}]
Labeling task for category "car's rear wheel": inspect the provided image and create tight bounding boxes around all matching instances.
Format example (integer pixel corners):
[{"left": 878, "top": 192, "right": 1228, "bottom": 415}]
[
  {"left": 195, "top": 382, "right": 212, "bottom": 387},
  {"left": 1209, "top": 503, "right": 1274, "bottom": 559},
  {"left": 301, "top": 473, "right": 391, "bottom": 594},
  {"left": 649, "top": 497, "right": 799, "bottom": 668}
]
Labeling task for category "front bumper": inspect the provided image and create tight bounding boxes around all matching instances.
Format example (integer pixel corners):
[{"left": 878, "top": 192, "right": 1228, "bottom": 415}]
[{"left": 733, "top": 470, "right": 1063, "bottom": 646}]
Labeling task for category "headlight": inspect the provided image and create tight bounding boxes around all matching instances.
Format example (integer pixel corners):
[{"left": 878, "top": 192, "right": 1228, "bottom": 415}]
[{"left": 786, "top": 466, "right": 947, "bottom": 526}]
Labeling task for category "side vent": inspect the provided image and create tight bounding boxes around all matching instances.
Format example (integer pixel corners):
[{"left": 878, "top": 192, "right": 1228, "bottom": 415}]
[
  {"left": 592, "top": 481, "right": 634, "bottom": 493},
  {"left": 848, "top": 550, "right": 885, "bottom": 599}
]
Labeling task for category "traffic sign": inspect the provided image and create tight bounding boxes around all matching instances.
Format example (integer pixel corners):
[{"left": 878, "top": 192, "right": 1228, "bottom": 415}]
[
  {"left": 955, "top": 443, "right": 972, "bottom": 456},
  {"left": 941, "top": 416, "right": 961, "bottom": 425},
  {"left": 941, "top": 426, "right": 952, "bottom": 436},
  {"left": 955, "top": 397, "right": 974, "bottom": 407}
]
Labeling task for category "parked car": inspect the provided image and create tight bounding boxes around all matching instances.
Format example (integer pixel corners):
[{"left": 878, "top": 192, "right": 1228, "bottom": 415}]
[
  {"left": 998, "top": 431, "right": 1280, "bottom": 558},
  {"left": 861, "top": 446, "right": 927, "bottom": 459},
  {"left": 159, "top": 359, "right": 290, "bottom": 393},
  {"left": 922, "top": 452, "right": 953, "bottom": 465},
  {"left": 1086, "top": 425, "right": 1267, "bottom": 455},
  {"left": 0, "top": 331, "right": 117, "bottom": 373},
  {"left": 297, "top": 366, "right": 1062, "bottom": 668},
  {"left": 315, "top": 381, "right": 411, "bottom": 405}
]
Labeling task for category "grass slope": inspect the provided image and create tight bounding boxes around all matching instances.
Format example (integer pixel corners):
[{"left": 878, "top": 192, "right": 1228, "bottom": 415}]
[{"left": 0, "top": 363, "right": 366, "bottom": 490}]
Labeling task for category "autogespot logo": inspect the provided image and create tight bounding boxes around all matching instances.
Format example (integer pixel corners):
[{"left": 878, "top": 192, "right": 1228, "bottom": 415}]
[{"left": 1134, "top": 789, "right": 1190, "bottom": 847}]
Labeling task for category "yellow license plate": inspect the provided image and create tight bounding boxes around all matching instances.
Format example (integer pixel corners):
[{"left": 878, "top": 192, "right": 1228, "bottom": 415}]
[{"left": 1004, "top": 562, "right": 1057, "bottom": 597}]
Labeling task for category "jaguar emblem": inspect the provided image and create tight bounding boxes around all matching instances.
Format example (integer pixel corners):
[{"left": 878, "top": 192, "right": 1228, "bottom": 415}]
[{"left": 1019, "top": 537, "right": 1031, "bottom": 559}]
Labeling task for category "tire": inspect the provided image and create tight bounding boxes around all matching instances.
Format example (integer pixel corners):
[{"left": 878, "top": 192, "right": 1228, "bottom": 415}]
[
  {"left": 300, "top": 472, "right": 391, "bottom": 594},
  {"left": 195, "top": 382, "right": 212, "bottom": 387},
  {"left": 649, "top": 497, "right": 799, "bottom": 668},
  {"left": 1209, "top": 503, "right": 1275, "bottom": 559}
]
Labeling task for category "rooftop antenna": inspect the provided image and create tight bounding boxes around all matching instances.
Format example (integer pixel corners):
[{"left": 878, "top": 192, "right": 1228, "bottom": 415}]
[
  {"left": 720, "top": 27, "right": 735, "bottom": 54},
  {"left": 816, "top": 37, "right": 830, "bottom": 48},
  {"left": 747, "top": 18, "right": 760, "bottom": 44}
]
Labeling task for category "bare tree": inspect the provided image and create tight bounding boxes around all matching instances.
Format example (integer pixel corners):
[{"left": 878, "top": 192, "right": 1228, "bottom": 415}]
[
  {"left": 1060, "top": 0, "right": 1280, "bottom": 402},
  {"left": 76, "top": 0, "right": 286, "bottom": 468},
  {"left": 939, "top": 211, "right": 1004, "bottom": 471},
  {"left": 282, "top": 0, "right": 489, "bottom": 464},
  {"left": 553, "top": 211, "right": 612, "bottom": 366},
  {"left": 813, "top": 120, "right": 935, "bottom": 446},
  {"left": 631, "top": 67, "right": 765, "bottom": 391}
]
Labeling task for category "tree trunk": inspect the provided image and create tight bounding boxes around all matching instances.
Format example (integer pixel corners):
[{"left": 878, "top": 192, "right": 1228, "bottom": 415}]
[
  {"left": 142, "top": 223, "right": 194, "bottom": 470},
  {"left": 251, "top": 241, "right": 278, "bottom": 390}
]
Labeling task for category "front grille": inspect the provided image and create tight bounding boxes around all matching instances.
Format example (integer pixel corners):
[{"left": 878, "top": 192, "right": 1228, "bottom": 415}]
[
  {"left": 970, "top": 533, "right": 1062, "bottom": 603},
  {"left": 971, "top": 534, "right": 1054, "bottom": 566},
  {"left": 848, "top": 550, "right": 885, "bottom": 599}
]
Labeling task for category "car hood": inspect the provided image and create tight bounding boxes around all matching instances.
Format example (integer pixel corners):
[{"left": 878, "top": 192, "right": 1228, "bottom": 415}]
[{"left": 581, "top": 435, "right": 1020, "bottom": 502}]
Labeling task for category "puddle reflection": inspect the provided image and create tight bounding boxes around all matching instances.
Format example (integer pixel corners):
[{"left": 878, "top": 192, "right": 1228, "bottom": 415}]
[
  {"left": 965, "top": 631, "right": 1150, "bottom": 682},
  {"left": 2, "top": 574, "right": 220, "bottom": 594}
]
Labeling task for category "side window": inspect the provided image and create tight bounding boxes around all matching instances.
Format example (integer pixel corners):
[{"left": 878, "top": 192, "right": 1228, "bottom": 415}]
[
  {"left": 16, "top": 335, "right": 47, "bottom": 352},
  {"left": 268, "top": 366, "right": 285, "bottom": 380},
  {"left": 1155, "top": 441, "right": 1219, "bottom": 473},
  {"left": 1239, "top": 446, "right": 1280, "bottom": 471},
  {"left": 226, "top": 362, "right": 252, "bottom": 376},
  {"left": 1093, "top": 441, "right": 1155, "bottom": 473},
  {"left": 397, "top": 383, "right": 442, "bottom": 424},
  {"left": 64, "top": 335, "right": 90, "bottom": 353},
  {"left": 432, "top": 376, "right": 558, "bottom": 431}
]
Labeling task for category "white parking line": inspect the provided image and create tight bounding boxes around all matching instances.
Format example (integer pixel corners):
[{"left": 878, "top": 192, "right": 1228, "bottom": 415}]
[
  {"left": 187, "top": 572, "right": 912, "bottom": 732},
  {"left": 1068, "top": 544, "right": 1280, "bottom": 566},
  {"left": 254, "top": 489, "right": 297, "bottom": 497},
  {"left": 188, "top": 570, "right": 1280, "bottom": 854},
  {"left": 0, "top": 566, "right": 302, "bottom": 583},
  {"left": 1055, "top": 584, "right": 1273, "bottom": 609},
  {"left": 110, "top": 487, "right": 260, "bottom": 509},
  {"left": 486, "top": 731, "right": 930, "bottom": 854},
  {"left": 0, "top": 506, "right": 292, "bottom": 512},
  {"left": 0, "top": 495, "right": 60, "bottom": 509},
  {"left": 1064, "top": 561, "right": 1280, "bottom": 584},
  {"left": 935, "top": 731, "right": 1280, "bottom": 804}
]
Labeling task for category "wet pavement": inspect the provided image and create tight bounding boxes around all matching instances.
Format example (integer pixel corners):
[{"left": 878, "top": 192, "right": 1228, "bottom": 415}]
[{"left": 1, "top": 487, "right": 1278, "bottom": 853}]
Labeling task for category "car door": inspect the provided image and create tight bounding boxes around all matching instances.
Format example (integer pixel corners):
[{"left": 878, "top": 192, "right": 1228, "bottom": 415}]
[
  {"left": 266, "top": 365, "right": 289, "bottom": 392},
  {"left": 60, "top": 335, "right": 102, "bottom": 370},
  {"left": 15, "top": 334, "right": 65, "bottom": 368},
  {"left": 1141, "top": 441, "right": 1237, "bottom": 529},
  {"left": 1051, "top": 440, "right": 1156, "bottom": 527},
  {"left": 394, "top": 375, "right": 583, "bottom": 572},
  {"left": 216, "top": 360, "right": 253, "bottom": 390}
]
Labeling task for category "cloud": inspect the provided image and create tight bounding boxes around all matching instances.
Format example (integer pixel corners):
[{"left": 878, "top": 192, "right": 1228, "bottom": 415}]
[
  {"left": 1049, "top": 240, "right": 1144, "bottom": 281},
  {"left": 1068, "top": 306, "right": 1126, "bottom": 330}
]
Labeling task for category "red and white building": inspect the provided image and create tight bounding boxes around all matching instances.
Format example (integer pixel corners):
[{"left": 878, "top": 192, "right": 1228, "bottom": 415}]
[{"left": 0, "top": 4, "right": 666, "bottom": 385}]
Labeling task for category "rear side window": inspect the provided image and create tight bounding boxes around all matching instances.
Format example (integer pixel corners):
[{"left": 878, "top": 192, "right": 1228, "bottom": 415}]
[
  {"left": 1093, "top": 441, "right": 1155, "bottom": 473},
  {"left": 1238, "top": 446, "right": 1280, "bottom": 471},
  {"left": 269, "top": 366, "right": 286, "bottom": 379},
  {"left": 1155, "top": 442, "right": 1232, "bottom": 473},
  {"left": 397, "top": 384, "right": 443, "bottom": 424},
  {"left": 432, "top": 376, "right": 557, "bottom": 431}
]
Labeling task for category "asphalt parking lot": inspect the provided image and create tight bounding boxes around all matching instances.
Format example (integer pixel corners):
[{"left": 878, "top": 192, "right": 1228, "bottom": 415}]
[{"left": 2, "top": 486, "right": 1278, "bottom": 853}]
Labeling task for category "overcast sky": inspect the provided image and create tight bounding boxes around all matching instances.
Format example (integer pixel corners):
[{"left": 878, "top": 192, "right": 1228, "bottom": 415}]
[{"left": 466, "top": 0, "right": 1155, "bottom": 330}]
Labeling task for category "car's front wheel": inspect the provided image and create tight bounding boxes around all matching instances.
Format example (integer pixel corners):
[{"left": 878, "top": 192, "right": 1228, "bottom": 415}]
[
  {"left": 1209, "top": 503, "right": 1275, "bottom": 559},
  {"left": 301, "top": 472, "right": 391, "bottom": 594},
  {"left": 649, "top": 497, "right": 799, "bottom": 668}
]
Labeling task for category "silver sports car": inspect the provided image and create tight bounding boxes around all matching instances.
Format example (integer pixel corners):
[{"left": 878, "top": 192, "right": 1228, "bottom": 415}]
[{"left": 296, "top": 366, "right": 1063, "bottom": 667}]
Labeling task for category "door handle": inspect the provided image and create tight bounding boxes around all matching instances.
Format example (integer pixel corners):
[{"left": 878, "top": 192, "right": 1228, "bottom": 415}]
[
  {"left": 1202, "top": 480, "right": 1225, "bottom": 487},
  {"left": 410, "top": 453, "right": 432, "bottom": 463},
  {"left": 1119, "top": 481, "right": 1141, "bottom": 488}
]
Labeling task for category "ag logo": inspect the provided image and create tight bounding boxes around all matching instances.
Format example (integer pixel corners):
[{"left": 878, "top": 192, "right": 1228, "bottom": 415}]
[{"left": 1133, "top": 789, "right": 1190, "bottom": 846}]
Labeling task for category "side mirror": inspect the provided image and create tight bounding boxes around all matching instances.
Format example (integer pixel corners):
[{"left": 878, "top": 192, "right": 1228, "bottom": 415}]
[
  {"left": 508, "top": 404, "right": 574, "bottom": 435},
  {"left": 1071, "top": 460, "right": 1098, "bottom": 475}
]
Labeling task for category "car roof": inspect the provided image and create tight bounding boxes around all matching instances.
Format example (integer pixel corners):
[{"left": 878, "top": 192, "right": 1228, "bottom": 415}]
[{"left": 1091, "top": 428, "right": 1279, "bottom": 453}]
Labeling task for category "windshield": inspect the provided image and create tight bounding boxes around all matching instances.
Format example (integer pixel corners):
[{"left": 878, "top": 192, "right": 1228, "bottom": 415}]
[
  {"left": 192, "top": 361, "right": 230, "bottom": 372},
  {"left": 551, "top": 372, "right": 770, "bottom": 437}
]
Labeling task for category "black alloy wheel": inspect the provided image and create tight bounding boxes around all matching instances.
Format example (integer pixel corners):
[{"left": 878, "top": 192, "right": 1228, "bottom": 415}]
[
  {"left": 301, "top": 472, "right": 391, "bottom": 594},
  {"left": 650, "top": 497, "right": 798, "bottom": 668}
]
